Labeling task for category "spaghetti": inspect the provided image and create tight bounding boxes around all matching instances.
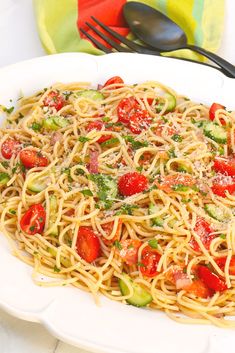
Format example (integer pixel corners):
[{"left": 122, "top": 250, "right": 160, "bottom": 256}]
[{"left": 1, "top": 77, "right": 235, "bottom": 328}]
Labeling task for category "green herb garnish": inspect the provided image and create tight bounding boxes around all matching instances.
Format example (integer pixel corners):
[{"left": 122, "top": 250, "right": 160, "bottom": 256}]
[
  {"left": 113, "top": 240, "right": 122, "bottom": 250},
  {"left": 171, "top": 134, "right": 182, "bottom": 142},
  {"left": 31, "top": 122, "right": 42, "bottom": 132},
  {"left": 101, "top": 138, "right": 119, "bottom": 147},
  {"left": 123, "top": 135, "right": 148, "bottom": 150},
  {"left": 80, "top": 189, "right": 93, "bottom": 196},
  {"left": 148, "top": 238, "right": 158, "bottom": 249},
  {"left": 78, "top": 136, "right": 90, "bottom": 143}
]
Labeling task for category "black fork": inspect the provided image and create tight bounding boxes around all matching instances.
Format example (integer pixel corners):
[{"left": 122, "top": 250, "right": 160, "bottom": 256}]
[{"left": 79, "top": 17, "right": 231, "bottom": 76}]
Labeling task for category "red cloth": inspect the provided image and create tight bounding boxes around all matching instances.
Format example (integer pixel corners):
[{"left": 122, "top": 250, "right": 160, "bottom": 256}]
[{"left": 77, "top": 0, "right": 130, "bottom": 48}]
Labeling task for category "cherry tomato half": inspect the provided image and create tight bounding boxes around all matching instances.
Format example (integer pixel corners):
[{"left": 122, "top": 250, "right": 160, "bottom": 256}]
[
  {"left": 209, "top": 103, "right": 226, "bottom": 125},
  {"left": 87, "top": 120, "right": 112, "bottom": 144},
  {"left": 20, "top": 150, "right": 49, "bottom": 169},
  {"left": 43, "top": 91, "right": 65, "bottom": 111},
  {"left": 76, "top": 226, "right": 100, "bottom": 263},
  {"left": 213, "top": 157, "right": 235, "bottom": 177},
  {"left": 1, "top": 138, "right": 21, "bottom": 159},
  {"left": 197, "top": 265, "right": 227, "bottom": 292},
  {"left": 118, "top": 172, "right": 148, "bottom": 196},
  {"left": 20, "top": 204, "right": 46, "bottom": 235},
  {"left": 117, "top": 97, "right": 139, "bottom": 124},
  {"left": 190, "top": 217, "right": 214, "bottom": 252},
  {"left": 215, "top": 256, "right": 235, "bottom": 275},
  {"left": 140, "top": 246, "right": 161, "bottom": 278},
  {"left": 103, "top": 76, "right": 124, "bottom": 89}
]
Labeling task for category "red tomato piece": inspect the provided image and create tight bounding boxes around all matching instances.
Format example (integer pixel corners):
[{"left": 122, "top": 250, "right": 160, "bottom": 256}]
[
  {"left": 154, "top": 124, "right": 177, "bottom": 137},
  {"left": 117, "top": 239, "right": 142, "bottom": 265},
  {"left": 211, "top": 174, "right": 235, "bottom": 197},
  {"left": 101, "top": 220, "right": 122, "bottom": 246},
  {"left": 129, "top": 109, "right": 152, "bottom": 134},
  {"left": 76, "top": 226, "right": 100, "bottom": 263},
  {"left": 20, "top": 204, "right": 46, "bottom": 235},
  {"left": 155, "top": 173, "right": 196, "bottom": 193},
  {"left": 117, "top": 97, "right": 139, "bottom": 124},
  {"left": 185, "top": 279, "right": 213, "bottom": 298},
  {"left": 215, "top": 256, "right": 235, "bottom": 275},
  {"left": 197, "top": 265, "right": 227, "bottom": 292},
  {"left": 118, "top": 172, "right": 148, "bottom": 196},
  {"left": 87, "top": 120, "right": 112, "bottom": 144},
  {"left": 209, "top": 103, "right": 226, "bottom": 125},
  {"left": 213, "top": 157, "right": 235, "bottom": 177},
  {"left": 43, "top": 91, "right": 65, "bottom": 111},
  {"left": 20, "top": 150, "right": 49, "bottom": 169},
  {"left": 140, "top": 246, "right": 161, "bottom": 277},
  {"left": 190, "top": 217, "right": 214, "bottom": 252},
  {"left": 103, "top": 76, "right": 124, "bottom": 89},
  {"left": 1, "top": 138, "right": 21, "bottom": 159}
]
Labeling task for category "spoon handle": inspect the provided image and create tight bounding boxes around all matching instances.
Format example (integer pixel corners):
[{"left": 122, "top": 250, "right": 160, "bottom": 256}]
[{"left": 187, "top": 44, "right": 235, "bottom": 78}]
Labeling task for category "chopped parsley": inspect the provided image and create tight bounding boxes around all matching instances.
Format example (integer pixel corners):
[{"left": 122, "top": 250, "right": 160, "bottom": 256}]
[
  {"left": 80, "top": 189, "right": 93, "bottom": 196},
  {"left": 29, "top": 225, "right": 35, "bottom": 232},
  {"left": 136, "top": 166, "right": 143, "bottom": 172},
  {"left": 1, "top": 161, "right": 9, "bottom": 168},
  {"left": 168, "top": 148, "right": 176, "bottom": 158},
  {"left": 102, "top": 116, "right": 110, "bottom": 122},
  {"left": 12, "top": 162, "right": 26, "bottom": 174},
  {"left": 53, "top": 265, "right": 61, "bottom": 273},
  {"left": 113, "top": 240, "right": 122, "bottom": 250},
  {"left": 31, "top": 122, "right": 42, "bottom": 132},
  {"left": 172, "top": 184, "right": 190, "bottom": 192},
  {"left": 148, "top": 238, "right": 158, "bottom": 249},
  {"left": 101, "top": 138, "right": 119, "bottom": 147},
  {"left": 89, "top": 174, "right": 117, "bottom": 210},
  {"left": 115, "top": 204, "right": 139, "bottom": 215},
  {"left": 63, "top": 91, "right": 73, "bottom": 100},
  {"left": 171, "top": 134, "right": 183, "bottom": 142},
  {"left": 3, "top": 106, "right": 14, "bottom": 114},
  {"left": 123, "top": 135, "right": 149, "bottom": 150},
  {"left": 78, "top": 136, "right": 90, "bottom": 143},
  {"left": 220, "top": 234, "right": 226, "bottom": 239},
  {"left": 62, "top": 168, "right": 73, "bottom": 182},
  {"left": 8, "top": 209, "right": 16, "bottom": 215}
]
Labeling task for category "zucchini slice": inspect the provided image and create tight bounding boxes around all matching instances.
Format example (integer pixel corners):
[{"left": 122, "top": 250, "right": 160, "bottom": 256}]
[
  {"left": 149, "top": 203, "right": 164, "bottom": 227},
  {"left": 165, "top": 93, "right": 176, "bottom": 112},
  {"left": 203, "top": 122, "right": 227, "bottom": 144},
  {"left": 27, "top": 173, "right": 51, "bottom": 192},
  {"left": 0, "top": 172, "right": 10, "bottom": 186},
  {"left": 77, "top": 90, "right": 104, "bottom": 101},
  {"left": 119, "top": 273, "right": 153, "bottom": 307},
  {"left": 48, "top": 247, "right": 71, "bottom": 267},
  {"left": 205, "top": 204, "right": 230, "bottom": 222},
  {"left": 43, "top": 116, "right": 69, "bottom": 131}
]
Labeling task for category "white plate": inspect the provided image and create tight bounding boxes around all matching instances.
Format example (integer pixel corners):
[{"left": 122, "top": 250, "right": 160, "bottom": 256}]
[{"left": 0, "top": 53, "right": 234, "bottom": 353}]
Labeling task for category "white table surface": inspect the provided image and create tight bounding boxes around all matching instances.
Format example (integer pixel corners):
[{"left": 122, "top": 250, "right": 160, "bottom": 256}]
[{"left": 0, "top": 1, "right": 235, "bottom": 353}]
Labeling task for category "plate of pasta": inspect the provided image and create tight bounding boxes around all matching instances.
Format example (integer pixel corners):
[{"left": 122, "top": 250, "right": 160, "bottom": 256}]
[{"left": 0, "top": 52, "right": 235, "bottom": 353}]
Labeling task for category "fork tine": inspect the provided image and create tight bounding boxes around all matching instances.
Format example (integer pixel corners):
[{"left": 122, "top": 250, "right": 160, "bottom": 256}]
[
  {"left": 80, "top": 28, "right": 113, "bottom": 54},
  {"left": 85, "top": 22, "right": 131, "bottom": 53},
  {"left": 91, "top": 16, "right": 157, "bottom": 54}
]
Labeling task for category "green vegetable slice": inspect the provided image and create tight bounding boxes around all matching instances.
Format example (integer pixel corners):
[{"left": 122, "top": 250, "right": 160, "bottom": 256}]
[
  {"left": 43, "top": 116, "right": 69, "bottom": 131},
  {"left": 148, "top": 203, "right": 164, "bottom": 227},
  {"left": 203, "top": 122, "right": 227, "bottom": 144},
  {"left": 204, "top": 204, "right": 230, "bottom": 222},
  {"left": 27, "top": 173, "right": 51, "bottom": 192},
  {"left": 0, "top": 172, "right": 10, "bottom": 185},
  {"left": 119, "top": 273, "right": 153, "bottom": 307},
  {"left": 76, "top": 90, "right": 104, "bottom": 101},
  {"left": 165, "top": 93, "right": 176, "bottom": 112}
]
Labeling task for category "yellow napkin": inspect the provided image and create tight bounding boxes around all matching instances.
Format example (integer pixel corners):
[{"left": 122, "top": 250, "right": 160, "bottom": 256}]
[{"left": 34, "top": 0, "right": 225, "bottom": 62}]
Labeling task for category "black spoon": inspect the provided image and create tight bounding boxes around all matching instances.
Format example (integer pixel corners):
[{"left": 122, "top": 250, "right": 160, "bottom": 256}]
[{"left": 124, "top": 1, "right": 235, "bottom": 78}]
